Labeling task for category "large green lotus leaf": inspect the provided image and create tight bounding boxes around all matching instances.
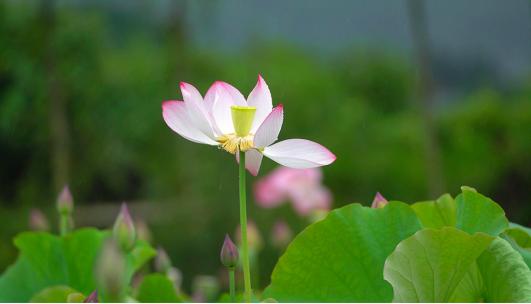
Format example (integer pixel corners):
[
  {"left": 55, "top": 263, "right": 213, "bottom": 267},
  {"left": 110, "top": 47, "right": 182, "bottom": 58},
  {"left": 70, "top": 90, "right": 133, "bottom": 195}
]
[
  {"left": 263, "top": 202, "right": 422, "bottom": 302},
  {"left": 29, "top": 285, "right": 78, "bottom": 302},
  {"left": 411, "top": 194, "right": 456, "bottom": 228},
  {"left": 0, "top": 228, "right": 156, "bottom": 302},
  {"left": 136, "top": 273, "right": 182, "bottom": 303},
  {"left": 475, "top": 237, "right": 531, "bottom": 302},
  {"left": 501, "top": 227, "right": 531, "bottom": 268},
  {"left": 384, "top": 227, "right": 531, "bottom": 302},
  {"left": 383, "top": 227, "right": 494, "bottom": 302},
  {"left": 455, "top": 188, "right": 508, "bottom": 236}
]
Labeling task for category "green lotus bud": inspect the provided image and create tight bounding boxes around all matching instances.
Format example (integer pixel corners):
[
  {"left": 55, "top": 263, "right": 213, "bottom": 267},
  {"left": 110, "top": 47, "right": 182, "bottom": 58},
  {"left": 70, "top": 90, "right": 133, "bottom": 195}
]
[
  {"left": 83, "top": 290, "right": 98, "bottom": 303},
  {"left": 220, "top": 234, "right": 239, "bottom": 269},
  {"left": 95, "top": 240, "right": 125, "bottom": 302},
  {"left": 155, "top": 247, "right": 172, "bottom": 273},
  {"left": 112, "top": 203, "right": 136, "bottom": 252},
  {"left": 57, "top": 185, "right": 73, "bottom": 215},
  {"left": 371, "top": 192, "right": 388, "bottom": 208}
]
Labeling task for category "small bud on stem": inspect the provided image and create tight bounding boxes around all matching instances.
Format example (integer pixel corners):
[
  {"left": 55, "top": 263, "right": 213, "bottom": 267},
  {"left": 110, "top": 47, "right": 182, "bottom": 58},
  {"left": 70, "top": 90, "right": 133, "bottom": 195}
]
[
  {"left": 56, "top": 185, "right": 74, "bottom": 236},
  {"left": 112, "top": 203, "right": 136, "bottom": 252},
  {"left": 220, "top": 234, "right": 239, "bottom": 269},
  {"left": 371, "top": 192, "right": 389, "bottom": 208}
]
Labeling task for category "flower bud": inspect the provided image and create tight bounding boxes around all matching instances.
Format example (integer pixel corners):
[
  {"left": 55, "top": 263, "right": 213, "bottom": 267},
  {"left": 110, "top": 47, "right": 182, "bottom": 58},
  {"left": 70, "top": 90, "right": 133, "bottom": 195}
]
[
  {"left": 167, "top": 267, "right": 183, "bottom": 291},
  {"left": 29, "top": 208, "right": 50, "bottom": 231},
  {"left": 271, "top": 220, "right": 293, "bottom": 249},
  {"left": 57, "top": 185, "right": 73, "bottom": 215},
  {"left": 155, "top": 247, "right": 172, "bottom": 273},
  {"left": 220, "top": 234, "right": 239, "bottom": 269},
  {"left": 95, "top": 240, "right": 125, "bottom": 302},
  {"left": 371, "top": 192, "right": 388, "bottom": 208},
  {"left": 112, "top": 203, "right": 136, "bottom": 252},
  {"left": 83, "top": 290, "right": 98, "bottom": 303}
]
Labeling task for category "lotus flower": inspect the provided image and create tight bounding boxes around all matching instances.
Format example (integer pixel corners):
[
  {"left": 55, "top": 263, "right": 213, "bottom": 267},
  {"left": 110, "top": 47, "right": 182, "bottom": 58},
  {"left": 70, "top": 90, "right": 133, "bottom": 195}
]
[
  {"left": 162, "top": 75, "right": 336, "bottom": 175},
  {"left": 254, "top": 167, "right": 332, "bottom": 216}
]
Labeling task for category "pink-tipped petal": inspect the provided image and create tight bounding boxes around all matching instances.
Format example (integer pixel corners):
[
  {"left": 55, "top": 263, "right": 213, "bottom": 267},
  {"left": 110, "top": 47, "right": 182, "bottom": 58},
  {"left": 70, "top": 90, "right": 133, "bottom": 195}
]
[
  {"left": 263, "top": 139, "right": 336, "bottom": 169},
  {"left": 180, "top": 82, "right": 216, "bottom": 140},
  {"left": 245, "top": 149, "right": 263, "bottom": 176},
  {"left": 253, "top": 105, "right": 283, "bottom": 148},
  {"left": 235, "top": 149, "right": 264, "bottom": 176},
  {"left": 247, "top": 75, "right": 273, "bottom": 132},
  {"left": 162, "top": 101, "right": 218, "bottom": 145},
  {"left": 205, "top": 81, "right": 244, "bottom": 134}
]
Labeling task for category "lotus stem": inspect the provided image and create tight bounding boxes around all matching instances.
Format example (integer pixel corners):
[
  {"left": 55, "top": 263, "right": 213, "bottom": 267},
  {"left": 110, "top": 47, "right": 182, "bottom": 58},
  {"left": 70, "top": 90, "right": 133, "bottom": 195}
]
[{"left": 238, "top": 151, "right": 252, "bottom": 302}]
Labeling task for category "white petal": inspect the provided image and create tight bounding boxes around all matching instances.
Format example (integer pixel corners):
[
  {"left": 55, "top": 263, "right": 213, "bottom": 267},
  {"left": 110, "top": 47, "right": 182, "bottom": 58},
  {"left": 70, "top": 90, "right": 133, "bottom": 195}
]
[
  {"left": 235, "top": 149, "right": 264, "bottom": 176},
  {"left": 253, "top": 105, "right": 283, "bottom": 148},
  {"left": 162, "top": 101, "right": 218, "bottom": 145},
  {"left": 206, "top": 81, "right": 244, "bottom": 135},
  {"left": 247, "top": 75, "right": 273, "bottom": 133},
  {"left": 263, "top": 139, "right": 336, "bottom": 169},
  {"left": 180, "top": 82, "right": 216, "bottom": 140}
]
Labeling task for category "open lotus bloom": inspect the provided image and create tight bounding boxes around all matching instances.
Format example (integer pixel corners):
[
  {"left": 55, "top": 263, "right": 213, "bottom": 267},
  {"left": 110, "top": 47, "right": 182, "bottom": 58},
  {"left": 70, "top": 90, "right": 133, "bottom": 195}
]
[
  {"left": 254, "top": 167, "right": 332, "bottom": 216},
  {"left": 162, "top": 75, "right": 336, "bottom": 175}
]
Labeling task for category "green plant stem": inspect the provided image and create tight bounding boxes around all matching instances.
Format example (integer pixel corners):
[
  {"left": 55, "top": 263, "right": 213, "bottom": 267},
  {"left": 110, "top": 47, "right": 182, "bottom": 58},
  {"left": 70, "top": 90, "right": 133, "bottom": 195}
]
[
  {"left": 238, "top": 151, "right": 252, "bottom": 302},
  {"left": 59, "top": 214, "right": 69, "bottom": 236},
  {"left": 229, "top": 269, "right": 236, "bottom": 302}
]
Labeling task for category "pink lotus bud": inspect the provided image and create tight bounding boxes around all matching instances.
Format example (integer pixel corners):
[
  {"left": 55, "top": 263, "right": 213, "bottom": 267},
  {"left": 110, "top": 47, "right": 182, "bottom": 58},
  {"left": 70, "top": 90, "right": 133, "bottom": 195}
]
[
  {"left": 220, "top": 234, "right": 239, "bottom": 269},
  {"left": 112, "top": 203, "right": 136, "bottom": 252},
  {"left": 155, "top": 247, "right": 172, "bottom": 273},
  {"left": 57, "top": 185, "right": 73, "bottom": 215},
  {"left": 167, "top": 267, "right": 183, "bottom": 291},
  {"left": 271, "top": 220, "right": 293, "bottom": 249},
  {"left": 83, "top": 290, "right": 98, "bottom": 303},
  {"left": 371, "top": 192, "right": 389, "bottom": 208},
  {"left": 29, "top": 209, "right": 50, "bottom": 231}
]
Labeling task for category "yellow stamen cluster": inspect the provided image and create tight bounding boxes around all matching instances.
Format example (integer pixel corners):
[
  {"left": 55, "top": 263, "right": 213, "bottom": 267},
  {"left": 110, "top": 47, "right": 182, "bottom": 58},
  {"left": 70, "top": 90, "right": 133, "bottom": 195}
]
[{"left": 218, "top": 134, "right": 254, "bottom": 154}]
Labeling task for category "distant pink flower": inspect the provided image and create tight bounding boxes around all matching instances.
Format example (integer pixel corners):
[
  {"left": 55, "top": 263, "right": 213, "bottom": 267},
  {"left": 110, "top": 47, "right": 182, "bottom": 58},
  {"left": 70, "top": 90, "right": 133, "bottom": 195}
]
[
  {"left": 162, "top": 75, "right": 336, "bottom": 176},
  {"left": 271, "top": 220, "right": 293, "bottom": 249},
  {"left": 254, "top": 167, "right": 332, "bottom": 216}
]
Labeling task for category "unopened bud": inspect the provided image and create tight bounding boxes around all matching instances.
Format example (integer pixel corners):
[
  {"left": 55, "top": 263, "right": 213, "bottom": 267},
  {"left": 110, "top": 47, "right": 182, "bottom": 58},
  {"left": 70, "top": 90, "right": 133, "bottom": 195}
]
[
  {"left": 167, "top": 267, "right": 183, "bottom": 291},
  {"left": 371, "top": 192, "right": 388, "bottom": 208},
  {"left": 95, "top": 240, "right": 125, "bottom": 302},
  {"left": 271, "top": 220, "right": 293, "bottom": 249},
  {"left": 155, "top": 247, "right": 172, "bottom": 273},
  {"left": 83, "top": 290, "right": 98, "bottom": 303},
  {"left": 112, "top": 203, "right": 136, "bottom": 252},
  {"left": 29, "top": 208, "right": 50, "bottom": 231},
  {"left": 220, "top": 234, "right": 239, "bottom": 269},
  {"left": 57, "top": 185, "right": 74, "bottom": 215}
]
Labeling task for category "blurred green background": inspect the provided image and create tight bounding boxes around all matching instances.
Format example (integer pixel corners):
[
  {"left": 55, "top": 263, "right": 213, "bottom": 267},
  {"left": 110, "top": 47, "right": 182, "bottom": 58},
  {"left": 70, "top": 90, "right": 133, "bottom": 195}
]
[{"left": 0, "top": 0, "right": 530, "bottom": 294}]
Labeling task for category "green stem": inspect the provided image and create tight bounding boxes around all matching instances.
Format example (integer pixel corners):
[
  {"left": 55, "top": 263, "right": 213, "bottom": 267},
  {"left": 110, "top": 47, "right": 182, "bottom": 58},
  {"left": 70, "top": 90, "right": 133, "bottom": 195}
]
[
  {"left": 59, "top": 214, "right": 69, "bottom": 236},
  {"left": 238, "top": 151, "right": 252, "bottom": 302},
  {"left": 229, "top": 269, "right": 236, "bottom": 302}
]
